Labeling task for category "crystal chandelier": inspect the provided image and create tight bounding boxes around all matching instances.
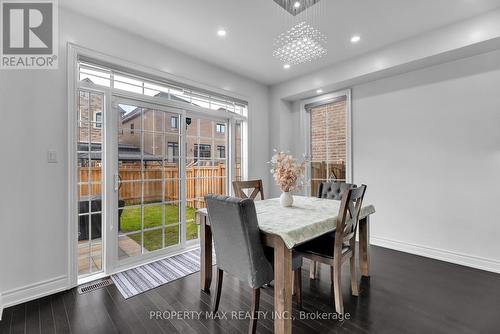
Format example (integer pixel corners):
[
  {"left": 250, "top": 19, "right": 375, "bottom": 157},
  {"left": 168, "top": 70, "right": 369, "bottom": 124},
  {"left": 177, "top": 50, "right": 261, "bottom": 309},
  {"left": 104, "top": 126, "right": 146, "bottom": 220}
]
[{"left": 273, "top": 21, "right": 327, "bottom": 65}]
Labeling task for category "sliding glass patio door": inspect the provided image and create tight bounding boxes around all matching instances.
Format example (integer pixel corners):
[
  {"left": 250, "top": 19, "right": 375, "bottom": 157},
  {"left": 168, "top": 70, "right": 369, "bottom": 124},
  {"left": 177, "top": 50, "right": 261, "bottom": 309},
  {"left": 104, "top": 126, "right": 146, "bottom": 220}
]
[
  {"left": 113, "top": 101, "right": 182, "bottom": 263},
  {"left": 184, "top": 114, "right": 229, "bottom": 242},
  {"left": 77, "top": 89, "right": 105, "bottom": 278},
  {"left": 73, "top": 57, "right": 247, "bottom": 283}
]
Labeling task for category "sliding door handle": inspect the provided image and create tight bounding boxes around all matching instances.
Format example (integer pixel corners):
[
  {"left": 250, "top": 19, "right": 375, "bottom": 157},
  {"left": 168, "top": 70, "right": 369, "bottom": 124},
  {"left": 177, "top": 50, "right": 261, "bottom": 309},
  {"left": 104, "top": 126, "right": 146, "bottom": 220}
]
[{"left": 114, "top": 173, "right": 120, "bottom": 192}]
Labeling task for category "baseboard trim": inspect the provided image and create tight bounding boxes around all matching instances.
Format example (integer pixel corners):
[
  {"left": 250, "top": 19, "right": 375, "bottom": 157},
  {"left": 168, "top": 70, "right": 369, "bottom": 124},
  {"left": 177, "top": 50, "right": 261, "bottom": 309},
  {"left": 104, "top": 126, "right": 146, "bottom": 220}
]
[
  {"left": 371, "top": 236, "right": 500, "bottom": 274},
  {"left": 2, "top": 276, "right": 68, "bottom": 309},
  {"left": 0, "top": 293, "right": 3, "bottom": 321}
]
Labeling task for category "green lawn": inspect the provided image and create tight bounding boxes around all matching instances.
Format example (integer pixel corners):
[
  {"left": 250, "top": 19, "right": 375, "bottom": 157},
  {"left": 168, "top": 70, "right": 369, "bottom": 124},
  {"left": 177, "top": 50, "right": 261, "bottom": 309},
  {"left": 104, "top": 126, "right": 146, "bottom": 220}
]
[{"left": 119, "top": 204, "right": 198, "bottom": 251}]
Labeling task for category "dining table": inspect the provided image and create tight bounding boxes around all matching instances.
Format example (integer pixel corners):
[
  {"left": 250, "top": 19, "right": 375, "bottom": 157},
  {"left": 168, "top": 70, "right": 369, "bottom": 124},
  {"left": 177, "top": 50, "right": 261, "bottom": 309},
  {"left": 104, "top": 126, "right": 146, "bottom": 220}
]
[{"left": 196, "top": 195, "right": 376, "bottom": 334}]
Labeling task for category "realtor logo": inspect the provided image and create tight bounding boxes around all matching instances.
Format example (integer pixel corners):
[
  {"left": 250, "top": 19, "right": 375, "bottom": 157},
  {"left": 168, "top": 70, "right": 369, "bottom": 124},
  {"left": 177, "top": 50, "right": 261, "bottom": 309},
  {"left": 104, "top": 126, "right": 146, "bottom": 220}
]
[{"left": 1, "top": 0, "right": 58, "bottom": 69}]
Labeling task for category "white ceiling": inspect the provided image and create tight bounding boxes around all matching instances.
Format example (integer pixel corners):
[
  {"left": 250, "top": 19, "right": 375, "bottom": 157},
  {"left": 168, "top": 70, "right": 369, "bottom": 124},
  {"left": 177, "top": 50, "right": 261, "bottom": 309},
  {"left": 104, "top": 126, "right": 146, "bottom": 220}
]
[{"left": 61, "top": 0, "right": 500, "bottom": 85}]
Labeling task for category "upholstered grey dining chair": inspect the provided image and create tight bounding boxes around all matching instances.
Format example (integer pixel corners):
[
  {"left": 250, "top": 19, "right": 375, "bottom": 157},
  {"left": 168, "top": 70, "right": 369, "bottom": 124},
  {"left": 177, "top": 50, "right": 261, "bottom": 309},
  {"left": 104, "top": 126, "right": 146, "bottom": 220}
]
[
  {"left": 318, "top": 181, "right": 355, "bottom": 200},
  {"left": 309, "top": 181, "right": 357, "bottom": 279},
  {"left": 295, "top": 185, "right": 367, "bottom": 315},
  {"left": 233, "top": 179, "right": 305, "bottom": 297},
  {"left": 205, "top": 194, "right": 302, "bottom": 334}
]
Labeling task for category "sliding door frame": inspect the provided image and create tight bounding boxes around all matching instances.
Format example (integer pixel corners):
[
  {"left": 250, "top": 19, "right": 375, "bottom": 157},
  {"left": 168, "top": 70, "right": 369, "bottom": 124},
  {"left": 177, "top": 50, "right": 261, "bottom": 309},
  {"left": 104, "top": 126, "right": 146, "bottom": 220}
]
[
  {"left": 110, "top": 96, "right": 185, "bottom": 271},
  {"left": 299, "top": 89, "right": 353, "bottom": 196},
  {"left": 110, "top": 95, "right": 232, "bottom": 271},
  {"left": 68, "top": 44, "right": 247, "bottom": 288}
]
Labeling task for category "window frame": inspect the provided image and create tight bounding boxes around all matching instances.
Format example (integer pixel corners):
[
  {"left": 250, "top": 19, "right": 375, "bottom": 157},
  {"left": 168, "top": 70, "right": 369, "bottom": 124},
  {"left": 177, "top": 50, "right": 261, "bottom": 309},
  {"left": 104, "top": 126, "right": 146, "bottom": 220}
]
[
  {"left": 170, "top": 116, "right": 178, "bottom": 129},
  {"left": 167, "top": 142, "right": 179, "bottom": 163},
  {"left": 300, "top": 89, "right": 352, "bottom": 196},
  {"left": 217, "top": 145, "right": 226, "bottom": 159},
  {"left": 194, "top": 143, "right": 212, "bottom": 160},
  {"left": 93, "top": 110, "right": 103, "bottom": 129},
  {"left": 216, "top": 123, "right": 225, "bottom": 133},
  {"left": 68, "top": 44, "right": 249, "bottom": 287}
]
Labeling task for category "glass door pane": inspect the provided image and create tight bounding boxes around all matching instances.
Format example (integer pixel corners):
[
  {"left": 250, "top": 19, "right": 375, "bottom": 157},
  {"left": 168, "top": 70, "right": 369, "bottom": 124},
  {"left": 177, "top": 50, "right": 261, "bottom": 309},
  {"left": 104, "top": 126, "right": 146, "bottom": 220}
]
[
  {"left": 234, "top": 121, "right": 243, "bottom": 182},
  {"left": 116, "top": 103, "right": 181, "bottom": 260},
  {"left": 309, "top": 98, "right": 347, "bottom": 196},
  {"left": 185, "top": 115, "right": 228, "bottom": 241},
  {"left": 77, "top": 90, "right": 104, "bottom": 277}
]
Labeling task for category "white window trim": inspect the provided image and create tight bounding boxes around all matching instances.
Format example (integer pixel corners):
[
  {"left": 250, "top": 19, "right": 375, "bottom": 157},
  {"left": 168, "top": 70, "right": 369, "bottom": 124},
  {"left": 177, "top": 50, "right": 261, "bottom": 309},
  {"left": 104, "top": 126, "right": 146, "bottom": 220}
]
[
  {"left": 67, "top": 43, "right": 249, "bottom": 288},
  {"left": 299, "top": 89, "right": 353, "bottom": 196}
]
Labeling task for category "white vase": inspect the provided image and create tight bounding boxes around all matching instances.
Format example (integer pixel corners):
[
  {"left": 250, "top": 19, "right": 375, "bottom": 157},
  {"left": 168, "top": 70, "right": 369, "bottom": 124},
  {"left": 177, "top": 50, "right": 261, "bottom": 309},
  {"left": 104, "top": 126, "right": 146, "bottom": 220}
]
[{"left": 280, "top": 191, "right": 293, "bottom": 207}]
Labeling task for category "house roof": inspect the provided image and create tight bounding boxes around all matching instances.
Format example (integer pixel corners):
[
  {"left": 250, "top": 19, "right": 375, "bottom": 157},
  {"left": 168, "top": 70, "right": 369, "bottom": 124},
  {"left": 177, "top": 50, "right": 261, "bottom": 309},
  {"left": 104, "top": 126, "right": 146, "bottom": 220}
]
[
  {"left": 120, "top": 92, "right": 230, "bottom": 123},
  {"left": 77, "top": 143, "right": 162, "bottom": 162}
]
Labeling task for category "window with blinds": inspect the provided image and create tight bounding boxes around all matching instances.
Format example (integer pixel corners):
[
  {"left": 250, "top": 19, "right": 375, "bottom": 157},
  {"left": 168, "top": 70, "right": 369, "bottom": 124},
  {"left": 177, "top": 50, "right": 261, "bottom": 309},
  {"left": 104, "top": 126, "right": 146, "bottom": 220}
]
[{"left": 307, "top": 95, "right": 348, "bottom": 196}]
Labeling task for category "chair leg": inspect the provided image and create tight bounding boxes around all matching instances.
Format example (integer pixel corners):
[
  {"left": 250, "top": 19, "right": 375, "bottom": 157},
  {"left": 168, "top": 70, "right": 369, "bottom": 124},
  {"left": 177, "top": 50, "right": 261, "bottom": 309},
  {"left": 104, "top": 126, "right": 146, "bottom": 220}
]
[
  {"left": 249, "top": 288, "right": 260, "bottom": 334},
  {"left": 350, "top": 242, "right": 359, "bottom": 296},
  {"left": 212, "top": 268, "right": 223, "bottom": 313},
  {"left": 331, "top": 264, "right": 344, "bottom": 315},
  {"left": 309, "top": 260, "right": 317, "bottom": 279},
  {"left": 294, "top": 268, "right": 302, "bottom": 309}
]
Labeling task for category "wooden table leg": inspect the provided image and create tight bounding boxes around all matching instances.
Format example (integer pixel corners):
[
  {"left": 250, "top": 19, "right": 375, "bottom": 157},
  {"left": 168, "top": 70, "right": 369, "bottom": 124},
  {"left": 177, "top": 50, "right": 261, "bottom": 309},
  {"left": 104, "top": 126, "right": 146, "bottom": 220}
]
[
  {"left": 199, "top": 214, "right": 213, "bottom": 292},
  {"left": 358, "top": 216, "right": 371, "bottom": 277},
  {"left": 274, "top": 239, "right": 293, "bottom": 334},
  {"left": 309, "top": 260, "right": 317, "bottom": 280}
]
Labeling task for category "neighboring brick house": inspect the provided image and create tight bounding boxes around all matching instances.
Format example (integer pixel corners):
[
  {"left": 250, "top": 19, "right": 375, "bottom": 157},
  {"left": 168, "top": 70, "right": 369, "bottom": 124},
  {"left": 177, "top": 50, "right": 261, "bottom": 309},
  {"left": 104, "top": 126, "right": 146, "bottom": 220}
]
[
  {"left": 78, "top": 89, "right": 104, "bottom": 148},
  {"left": 120, "top": 108, "right": 228, "bottom": 164},
  {"left": 78, "top": 89, "right": 241, "bottom": 167}
]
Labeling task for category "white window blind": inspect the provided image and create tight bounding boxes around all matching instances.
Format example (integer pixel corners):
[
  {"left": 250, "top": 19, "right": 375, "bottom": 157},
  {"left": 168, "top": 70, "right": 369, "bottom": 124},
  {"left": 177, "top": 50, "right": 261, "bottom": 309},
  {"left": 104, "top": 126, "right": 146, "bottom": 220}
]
[{"left": 78, "top": 61, "right": 248, "bottom": 115}]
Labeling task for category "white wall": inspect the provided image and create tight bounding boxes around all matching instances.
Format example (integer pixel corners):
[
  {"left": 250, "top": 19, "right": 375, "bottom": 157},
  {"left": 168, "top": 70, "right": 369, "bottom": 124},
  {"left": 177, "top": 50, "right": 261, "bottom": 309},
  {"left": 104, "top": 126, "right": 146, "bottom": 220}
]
[
  {"left": 267, "top": 9, "right": 500, "bottom": 273},
  {"left": 0, "top": 280, "right": 2, "bottom": 321},
  {"left": 272, "top": 49, "right": 500, "bottom": 272},
  {"left": 352, "top": 50, "right": 500, "bottom": 272},
  {"left": 0, "top": 8, "right": 270, "bottom": 307},
  {"left": 269, "top": 9, "right": 500, "bottom": 178},
  {"left": 0, "top": 224, "right": 3, "bottom": 319}
]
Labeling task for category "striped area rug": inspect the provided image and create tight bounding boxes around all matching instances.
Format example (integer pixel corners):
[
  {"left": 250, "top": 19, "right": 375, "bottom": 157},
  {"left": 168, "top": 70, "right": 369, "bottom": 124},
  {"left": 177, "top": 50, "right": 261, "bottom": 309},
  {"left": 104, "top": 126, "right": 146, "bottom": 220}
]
[{"left": 112, "top": 248, "right": 204, "bottom": 299}]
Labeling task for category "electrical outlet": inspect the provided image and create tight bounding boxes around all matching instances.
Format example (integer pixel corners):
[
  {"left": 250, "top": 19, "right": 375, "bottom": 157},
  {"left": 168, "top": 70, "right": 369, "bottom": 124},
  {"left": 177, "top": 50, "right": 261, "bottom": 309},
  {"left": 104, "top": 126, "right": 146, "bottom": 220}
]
[{"left": 47, "top": 150, "right": 57, "bottom": 163}]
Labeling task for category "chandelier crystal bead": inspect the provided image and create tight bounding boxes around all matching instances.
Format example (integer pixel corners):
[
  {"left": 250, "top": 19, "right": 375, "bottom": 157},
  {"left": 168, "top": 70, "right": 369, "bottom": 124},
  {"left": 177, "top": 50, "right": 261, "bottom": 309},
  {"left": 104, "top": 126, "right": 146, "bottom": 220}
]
[{"left": 273, "top": 21, "right": 327, "bottom": 65}]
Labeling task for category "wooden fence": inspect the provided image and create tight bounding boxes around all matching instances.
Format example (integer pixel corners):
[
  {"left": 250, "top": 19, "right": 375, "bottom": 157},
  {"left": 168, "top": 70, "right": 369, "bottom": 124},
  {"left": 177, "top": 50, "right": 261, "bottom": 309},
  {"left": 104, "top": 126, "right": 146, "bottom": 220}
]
[
  {"left": 310, "top": 161, "right": 346, "bottom": 196},
  {"left": 78, "top": 165, "right": 232, "bottom": 209}
]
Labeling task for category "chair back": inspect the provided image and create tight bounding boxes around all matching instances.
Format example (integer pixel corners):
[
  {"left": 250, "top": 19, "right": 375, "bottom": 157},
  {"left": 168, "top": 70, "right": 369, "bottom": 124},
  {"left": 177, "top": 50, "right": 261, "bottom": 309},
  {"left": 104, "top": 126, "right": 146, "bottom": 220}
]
[
  {"left": 204, "top": 194, "right": 273, "bottom": 288},
  {"left": 334, "top": 185, "right": 367, "bottom": 258},
  {"left": 318, "top": 181, "right": 355, "bottom": 200},
  {"left": 232, "top": 180, "right": 264, "bottom": 200}
]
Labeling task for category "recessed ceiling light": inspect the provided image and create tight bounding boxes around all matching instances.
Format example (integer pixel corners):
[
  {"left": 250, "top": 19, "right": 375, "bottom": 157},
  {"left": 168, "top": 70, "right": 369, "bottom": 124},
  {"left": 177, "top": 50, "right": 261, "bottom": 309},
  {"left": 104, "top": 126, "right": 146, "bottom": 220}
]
[
  {"left": 294, "top": 1, "right": 301, "bottom": 8},
  {"left": 350, "top": 35, "right": 361, "bottom": 43},
  {"left": 217, "top": 29, "right": 227, "bottom": 37},
  {"left": 283, "top": 64, "right": 291, "bottom": 69},
  {"left": 316, "top": 89, "right": 323, "bottom": 94}
]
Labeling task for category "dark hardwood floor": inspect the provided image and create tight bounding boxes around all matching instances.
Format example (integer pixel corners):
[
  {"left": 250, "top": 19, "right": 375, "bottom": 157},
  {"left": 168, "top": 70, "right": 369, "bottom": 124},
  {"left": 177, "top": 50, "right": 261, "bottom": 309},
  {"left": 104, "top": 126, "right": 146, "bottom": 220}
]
[{"left": 1, "top": 246, "right": 499, "bottom": 334}]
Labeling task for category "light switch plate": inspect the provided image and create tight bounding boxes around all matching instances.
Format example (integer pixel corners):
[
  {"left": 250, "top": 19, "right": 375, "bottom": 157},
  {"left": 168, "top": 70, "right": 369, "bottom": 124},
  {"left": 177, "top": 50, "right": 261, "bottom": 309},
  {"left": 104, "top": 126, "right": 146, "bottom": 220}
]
[{"left": 47, "top": 150, "right": 57, "bottom": 163}]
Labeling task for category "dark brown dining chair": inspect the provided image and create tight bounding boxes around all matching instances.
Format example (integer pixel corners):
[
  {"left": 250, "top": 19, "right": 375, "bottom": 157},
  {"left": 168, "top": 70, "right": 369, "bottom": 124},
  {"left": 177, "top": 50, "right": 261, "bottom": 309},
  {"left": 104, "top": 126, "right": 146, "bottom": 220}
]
[
  {"left": 295, "top": 185, "right": 367, "bottom": 315},
  {"left": 310, "top": 181, "right": 356, "bottom": 279},
  {"left": 232, "top": 180, "right": 264, "bottom": 200},
  {"left": 205, "top": 194, "right": 303, "bottom": 334}
]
